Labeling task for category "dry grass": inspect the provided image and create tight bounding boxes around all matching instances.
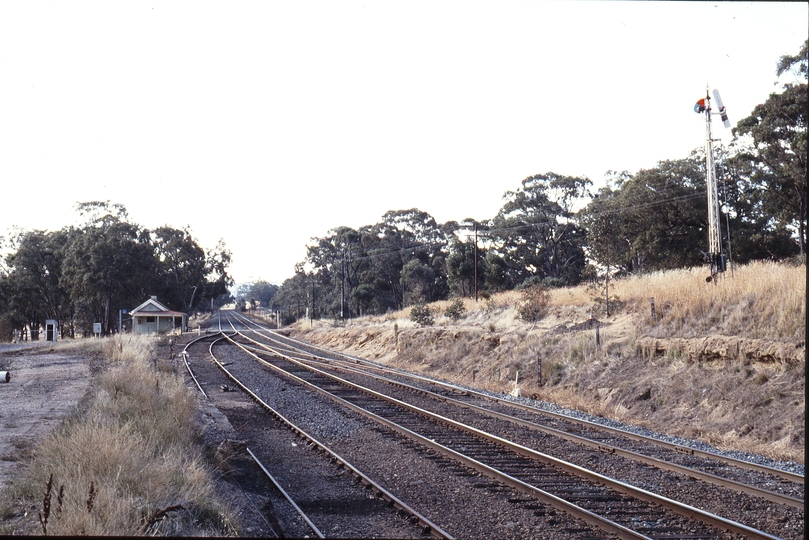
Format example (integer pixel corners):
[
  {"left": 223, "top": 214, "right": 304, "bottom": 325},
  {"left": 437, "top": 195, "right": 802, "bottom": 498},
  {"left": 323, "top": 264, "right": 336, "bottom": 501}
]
[
  {"left": 101, "top": 334, "right": 157, "bottom": 364},
  {"left": 357, "top": 261, "right": 805, "bottom": 341},
  {"left": 319, "top": 262, "right": 805, "bottom": 351},
  {"left": 488, "top": 262, "right": 804, "bottom": 340},
  {"left": 610, "top": 261, "right": 805, "bottom": 340},
  {"left": 4, "top": 334, "right": 236, "bottom": 536},
  {"left": 293, "top": 261, "right": 805, "bottom": 462}
]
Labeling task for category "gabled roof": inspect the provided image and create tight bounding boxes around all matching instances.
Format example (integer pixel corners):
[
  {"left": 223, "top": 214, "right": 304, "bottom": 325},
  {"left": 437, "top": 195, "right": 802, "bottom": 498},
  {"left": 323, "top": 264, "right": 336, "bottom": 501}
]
[{"left": 130, "top": 297, "right": 186, "bottom": 317}]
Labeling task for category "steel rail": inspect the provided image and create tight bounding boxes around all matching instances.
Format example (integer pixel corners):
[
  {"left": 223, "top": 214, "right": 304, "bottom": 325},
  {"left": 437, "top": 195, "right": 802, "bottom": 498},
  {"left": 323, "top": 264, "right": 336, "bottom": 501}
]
[
  {"left": 180, "top": 333, "right": 218, "bottom": 398},
  {"left": 232, "top": 310, "right": 804, "bottom": 486},
  {"left": 225, "top": 325, "right": 782, "bottom": 540},
  {"left": 255, "top": 342, "right": 805, "bottom": 510},
  {"left": 245, "top": 447, "right": 325, "bottom": 539},
  {"left": 237, "top": 339, "right": 804, "bottom": 511},
  {"left": 201, "top": 331, "right": 453, "bottom": 540},
  {"left": 184, "top": 334, "right": 327, "bottom": 539},
  {"left": 220, "top": 330, "right": 648, "bottom": 540}
]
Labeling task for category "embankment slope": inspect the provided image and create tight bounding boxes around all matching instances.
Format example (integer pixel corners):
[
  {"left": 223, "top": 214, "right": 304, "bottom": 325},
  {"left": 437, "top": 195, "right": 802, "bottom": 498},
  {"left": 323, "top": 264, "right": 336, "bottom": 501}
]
[{"left": 286, "top": 262, "right": 805, "bottom": 463}]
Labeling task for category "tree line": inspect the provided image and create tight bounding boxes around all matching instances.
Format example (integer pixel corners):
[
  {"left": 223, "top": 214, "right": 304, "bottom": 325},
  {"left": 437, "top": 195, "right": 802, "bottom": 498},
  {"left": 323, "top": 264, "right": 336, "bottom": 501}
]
[
  {"left": 0, "top": 202, "right": 233, "bottom": 339},
  {"left": 268, "top": 42, "right": 806, "bottom": 323},
  {"left": 2, "top": 44, "right": 804, "bottom": 334}
]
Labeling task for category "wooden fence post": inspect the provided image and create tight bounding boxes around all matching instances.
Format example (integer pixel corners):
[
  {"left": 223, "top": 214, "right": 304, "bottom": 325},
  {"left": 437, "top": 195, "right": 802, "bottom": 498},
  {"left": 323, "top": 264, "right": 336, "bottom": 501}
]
[
  {"left": 537, "top": 355, "right": 542, "bottom": 386},
  {"left": 595, "top": 322, "right": 600, "bottom": 350}
]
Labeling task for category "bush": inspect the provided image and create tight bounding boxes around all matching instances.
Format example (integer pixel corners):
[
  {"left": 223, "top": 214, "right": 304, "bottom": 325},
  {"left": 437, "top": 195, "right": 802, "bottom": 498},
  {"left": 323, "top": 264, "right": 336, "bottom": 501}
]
[
  {"left": 484, "top": 298, "right": 501, "bottom": 313},
  {"left": 586, "top": 280, "right": 622, "bottom": 317},
  {"left": 517, "top": 285, "right": 551, "bottom": 322},
  {"left": 409, "top": 303, "right": 435, "bottom": 327},
  {"left": 444, "top": 299, "right": 466, "bottom": 321}
]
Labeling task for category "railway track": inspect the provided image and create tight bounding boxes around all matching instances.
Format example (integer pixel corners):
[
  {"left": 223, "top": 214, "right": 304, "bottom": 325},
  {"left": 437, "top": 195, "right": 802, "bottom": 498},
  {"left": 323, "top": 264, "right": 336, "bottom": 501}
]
[
  {"left": 191, "top": 310, "right": 802, "bottom": 539},
  {"left": 196, "top": 333, "right": 618, "bottom": 538},
  {"left": 229, "top": 312, "right": 803, "bottom": 500},
  {"left": 182, "top": 332, "right": 449, "bottom": 539}
]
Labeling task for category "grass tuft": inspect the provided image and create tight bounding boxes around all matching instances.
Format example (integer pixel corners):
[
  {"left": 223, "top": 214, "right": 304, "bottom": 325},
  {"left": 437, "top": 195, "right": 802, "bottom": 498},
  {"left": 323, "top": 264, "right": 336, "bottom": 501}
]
[{"left": 3, "top": 335, "right": 236, "bottom": 536}]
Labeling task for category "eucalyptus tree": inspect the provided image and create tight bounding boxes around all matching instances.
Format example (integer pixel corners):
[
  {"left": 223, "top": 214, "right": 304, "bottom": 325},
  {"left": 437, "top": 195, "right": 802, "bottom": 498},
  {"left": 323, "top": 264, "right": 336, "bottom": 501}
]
[
  {"left": 273, "top": 266, "right": 315, "bottom": 321},
  {"left": 305, "top": 226, "right": 367, "bottom": 318},
  {"left": 712, "top": 147, "right": 801, "bottom": 263},
  {"left": 151, "top": 227, "right": 233, "bottom": 313},
  {"left": 730, "top": 40, "right": 807, "bottom": 256},
  {"left": 489, "top": 173, "right": 591, "bottom": 287},
  {"left": 359, "top": 209, "right": 451, "bottom": 311},
  {"left": 379, "top": 209, "right": 448, "bottom": 251},
  {"left": 3, "top": 229, "right": 72, "bottom": 337},
  {"left": 400, "top": 259, "right": 436, "bottom": 304},
  {"left": 446, "top": 238, "right": 483, "bottom": 297},
  {"left": 445, "top": 219, "right": 489, "bottom": 298},
  {"left": 234, "top": 280, "right": 279, "bottom": 312},
  {"left": 0, "top": 275, "right": 13, "bottom": 341},
  {"left": 356, "top": 222, "right": 406, "bottom": 312},
  {"left": 483, "top": 251, "right": 510, "bottom": 292},
  {"left": 151, "top": 226, "right": 207, "bottom": 311},
  {"left": 61, "top": 204, "right": 156, "bottom": 335},
  {"left": 197, "top": 239, "right": 234, "bottom": 311},
  {"left": 247, "top": 280, "right": 280, "bottom": 308},
  {"left": 0, "top": 201, "right": 232, "bottom": 337},
  {"left": 380, "top": 209, "right": 450, "bottom": 301},
  {"left": 3, "top": 279, "right": 39, "bottom": 339},
  {"left": 349, "top": 283, "right": 377, "bottom": 317},
  {"left": 580, "top": 158, "right": 707, "bottom": 273}
]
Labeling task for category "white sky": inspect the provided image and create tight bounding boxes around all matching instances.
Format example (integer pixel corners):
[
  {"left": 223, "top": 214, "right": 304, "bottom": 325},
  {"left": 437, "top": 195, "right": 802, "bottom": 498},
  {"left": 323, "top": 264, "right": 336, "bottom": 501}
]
[{"left": 1, "top": 1, "right": 807, "bottom": 286}]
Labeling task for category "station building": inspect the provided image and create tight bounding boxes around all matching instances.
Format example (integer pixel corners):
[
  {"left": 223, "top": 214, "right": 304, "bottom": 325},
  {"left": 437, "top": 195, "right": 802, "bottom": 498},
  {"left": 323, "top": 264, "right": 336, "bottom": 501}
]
[{"left": 130, "top": 296, "right": 186, "bottom": 334}]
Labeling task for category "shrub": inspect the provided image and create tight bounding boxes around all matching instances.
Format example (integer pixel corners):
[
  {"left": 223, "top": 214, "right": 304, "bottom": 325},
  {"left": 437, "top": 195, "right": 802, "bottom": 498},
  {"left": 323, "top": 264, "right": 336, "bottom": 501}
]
[
  {"left": 444, "top": 299, "right": 466, "bottom": 321},
  {"left": 586, "top": 279, "right": 622, "bottom": 317},
  {"left": 517, "top": 285, "right": 551, "bottom": 322},
  {"left": 410, "top": 303, "right": 435, "bottom": 327},
  {"left": 484, "top": 298, "right": 501, "bottom": 313}
]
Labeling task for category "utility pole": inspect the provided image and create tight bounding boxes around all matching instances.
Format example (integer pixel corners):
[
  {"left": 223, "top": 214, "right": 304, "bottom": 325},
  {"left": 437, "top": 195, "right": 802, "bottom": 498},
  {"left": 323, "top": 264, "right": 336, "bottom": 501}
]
[
  {"left": 341, "top": 248, "right": 346, "bottom": 319},
  {"left": 119, "top": 309, "right": 128, "bottom": 334},
  {"left": 309, "top": 279, "right": 316, "bottom": 326},
  {"left": 474, "top": 223, "right": 478, "bottom": 302}
]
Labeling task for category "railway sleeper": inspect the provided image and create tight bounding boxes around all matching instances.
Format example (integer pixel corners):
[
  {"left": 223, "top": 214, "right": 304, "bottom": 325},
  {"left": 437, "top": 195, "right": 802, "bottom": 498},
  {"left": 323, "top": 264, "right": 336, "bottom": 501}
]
[
  {"left": 471, "top": 482, "right": 502, "bottom": 489},
  {"left": 559, "top": 493, "right": 624, "bottom": 502},
  {"left": 506, "top": 497, "right": 535, "bottom": 504}
]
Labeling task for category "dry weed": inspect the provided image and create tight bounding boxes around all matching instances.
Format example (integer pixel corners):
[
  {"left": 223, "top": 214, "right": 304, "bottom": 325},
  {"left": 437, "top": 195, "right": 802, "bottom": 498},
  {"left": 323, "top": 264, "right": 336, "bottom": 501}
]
[
  {"left": 616, "top": 262, "right": 805, "bottom": 340},
  {"left": 102, "top": 334, "right": 156, "bottom": 364},
  {"left": 10, "top": 336, "right": 235, "bottom": 536}
]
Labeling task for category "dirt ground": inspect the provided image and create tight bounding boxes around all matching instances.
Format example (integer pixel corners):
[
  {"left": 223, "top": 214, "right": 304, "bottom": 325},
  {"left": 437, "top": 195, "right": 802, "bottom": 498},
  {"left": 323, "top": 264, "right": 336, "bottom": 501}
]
[{"left": 0, "top": 342, "right": 93, "bottom": 494}]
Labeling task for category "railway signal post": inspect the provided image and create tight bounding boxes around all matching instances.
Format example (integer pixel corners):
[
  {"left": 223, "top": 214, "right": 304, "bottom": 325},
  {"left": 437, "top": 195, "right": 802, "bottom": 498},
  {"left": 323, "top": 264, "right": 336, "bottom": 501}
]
[{"left": 694, "top": 87, "right": 731, "bottom": 282}]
